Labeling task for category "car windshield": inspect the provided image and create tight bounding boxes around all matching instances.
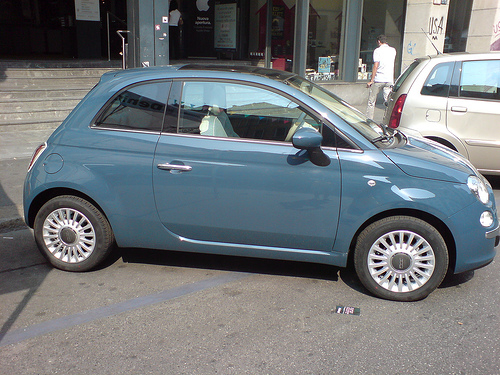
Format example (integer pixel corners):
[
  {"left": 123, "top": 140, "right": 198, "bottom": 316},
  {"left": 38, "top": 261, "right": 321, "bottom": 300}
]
[{"left": 286, "top": 75, "right": 386, "bottom": 142}]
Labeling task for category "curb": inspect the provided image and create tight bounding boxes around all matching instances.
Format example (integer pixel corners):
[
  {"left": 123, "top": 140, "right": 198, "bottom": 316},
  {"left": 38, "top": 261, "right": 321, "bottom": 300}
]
[{"left": 0, "top": 217, "right": 28, "bottom": 233}]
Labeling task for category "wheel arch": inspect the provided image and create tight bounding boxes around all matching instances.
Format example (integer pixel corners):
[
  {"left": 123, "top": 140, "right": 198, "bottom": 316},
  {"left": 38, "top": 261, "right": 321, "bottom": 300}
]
[
  {"left": 425, "top": 136, "right": 458, "bottom": 151},
  {"left": 27, "top": 188, "right": 108, "bottom": 229},
  {"left": 347, "top": 208, "right": 457, "bottom": 272}
]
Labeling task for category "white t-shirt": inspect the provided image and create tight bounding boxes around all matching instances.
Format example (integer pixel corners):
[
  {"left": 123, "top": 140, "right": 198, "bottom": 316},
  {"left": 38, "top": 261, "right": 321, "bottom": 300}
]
[
  {"left": 169, "top": 9, "right": 181, "bottom": 26},
  {"left": 373, "top": 43, "right": 396, "bottom": 83}
]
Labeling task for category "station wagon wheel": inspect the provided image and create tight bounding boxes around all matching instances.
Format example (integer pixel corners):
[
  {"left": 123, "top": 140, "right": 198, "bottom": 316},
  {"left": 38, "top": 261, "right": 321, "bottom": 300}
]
[
  {"left": 354, "top": 216, "right": 448, "bottom": 301},
  {"left": 34, "top": 195, "right": 115, "bottom": 272}
]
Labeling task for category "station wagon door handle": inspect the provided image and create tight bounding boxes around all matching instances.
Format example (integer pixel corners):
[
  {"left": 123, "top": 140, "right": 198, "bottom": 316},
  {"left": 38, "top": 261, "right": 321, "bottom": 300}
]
[
  {"left": 157, "top": 163, "right": 193, "bottom": 172},
  {"left": 451, "top": 106, "right": 467, "bottom": 113}
]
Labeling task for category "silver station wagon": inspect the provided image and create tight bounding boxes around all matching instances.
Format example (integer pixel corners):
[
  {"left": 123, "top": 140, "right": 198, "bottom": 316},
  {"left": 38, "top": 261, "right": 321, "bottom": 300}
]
[
  {"left": 384, "top": 52, "right": 500, "bottom": 175},
  {"left": 24, "top": 65, "right": 498, "bottom": 301}
]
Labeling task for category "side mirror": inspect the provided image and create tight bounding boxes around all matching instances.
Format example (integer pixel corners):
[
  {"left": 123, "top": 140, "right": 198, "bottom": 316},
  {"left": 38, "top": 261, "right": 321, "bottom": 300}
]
[{"left": 292, "top": 127, "right": 331, "bottom": 167}]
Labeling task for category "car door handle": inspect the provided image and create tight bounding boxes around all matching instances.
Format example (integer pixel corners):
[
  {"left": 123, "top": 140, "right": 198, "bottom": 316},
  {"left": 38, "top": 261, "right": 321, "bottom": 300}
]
[
  {"left": 157, "top": 163, "right": 192, "bottom": 172},
  {"left": 451, "top": 106, "right": 467, "bottom": 113}
]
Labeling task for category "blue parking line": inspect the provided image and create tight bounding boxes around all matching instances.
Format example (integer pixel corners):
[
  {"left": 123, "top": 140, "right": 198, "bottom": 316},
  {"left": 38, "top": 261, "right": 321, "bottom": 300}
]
[{"left": 0, "top": 272, "right": 250, "bottom": 347}]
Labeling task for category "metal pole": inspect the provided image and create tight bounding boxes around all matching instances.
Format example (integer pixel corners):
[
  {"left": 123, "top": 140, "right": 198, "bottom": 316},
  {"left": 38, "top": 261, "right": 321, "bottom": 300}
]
[
  {"left": 292, "top": 0, "right": 309, "bottom": 77},
  {"left": 107, "top": 12, "right": 111, "bottom": 62},
  {"left": 340, "top": 0, "right": 363, "bottom": 82},
  {"left": 265, "top": 0, "right": 272, "bottom": 68}
]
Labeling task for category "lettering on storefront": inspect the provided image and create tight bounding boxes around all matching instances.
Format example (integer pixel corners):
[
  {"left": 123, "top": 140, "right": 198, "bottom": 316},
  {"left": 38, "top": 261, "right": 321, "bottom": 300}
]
[
  {"left": 195, "top": 17, "right": 212, "bottom": 32},
  {"left": 492, "top": 19, "right": 500, "bottom": 51},
  {"left": 428, "top": 16, "right": 445, "bottom": 40}
]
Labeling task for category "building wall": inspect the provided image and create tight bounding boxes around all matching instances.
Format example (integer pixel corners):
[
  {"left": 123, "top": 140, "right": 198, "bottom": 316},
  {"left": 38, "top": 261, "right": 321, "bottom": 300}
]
[
  {"left": 401, "top": 0, "right": 449, "bottom": 71},
  {"left": 467, "top": 0, "right": 500, "bottom": 52}
]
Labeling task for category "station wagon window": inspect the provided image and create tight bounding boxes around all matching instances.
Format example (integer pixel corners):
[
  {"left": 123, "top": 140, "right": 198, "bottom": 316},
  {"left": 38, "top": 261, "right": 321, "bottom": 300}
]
[
  {"left": 174, "top": 81, "right": 322, "bottom": 143},
  {"left": 460, "top": 60, "right": 500, "bottom": 100},
  {"left": 421, "top": 62, "right": 453, "bottom": 97},
  {"left": 95, "top": 81, "right": 171, "bottom": 132}
]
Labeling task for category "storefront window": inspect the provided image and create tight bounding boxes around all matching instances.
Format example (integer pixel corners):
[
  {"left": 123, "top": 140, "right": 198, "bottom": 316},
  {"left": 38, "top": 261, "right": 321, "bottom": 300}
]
[
  {"left": 359, "top": 0, "right": 405, "bottom": 81},
  {"left": 444, "top": 0, "right": 472, "bottom": 53},
  {"left": 248, "top": 0, "right": 345, "bottom": 79},
  {"left": 306, "top": 0, "right": 344, "bottom": 81},
  {"left": 249, "top": 0, "right": 295, "bottom": 71}
]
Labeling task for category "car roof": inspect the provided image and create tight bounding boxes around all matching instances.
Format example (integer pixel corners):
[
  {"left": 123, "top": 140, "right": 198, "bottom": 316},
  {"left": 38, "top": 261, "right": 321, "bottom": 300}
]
[
  {"left": 99, "top": 64, "right": 298, "bottom": 87},
  {"left": 421, "top": 51, "right": 500, "bottom": 63}
]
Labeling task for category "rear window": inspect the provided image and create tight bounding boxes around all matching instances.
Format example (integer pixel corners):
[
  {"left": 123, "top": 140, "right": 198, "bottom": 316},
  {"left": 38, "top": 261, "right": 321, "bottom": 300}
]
[
  {"left": 459, "top": 60, "right": 500, "bottom": 100},
  {"left": 392, "top": 60, "right": 420, "bottom": 92},
  {"left": 95, "top": 81, "right": 171, "bottom": 132}
]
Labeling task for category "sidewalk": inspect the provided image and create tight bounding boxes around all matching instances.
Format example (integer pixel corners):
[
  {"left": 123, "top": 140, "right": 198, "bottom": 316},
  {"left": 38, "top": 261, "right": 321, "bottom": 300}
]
[
  {"left": 0, "top": 128, "right": 55, "bottom": 231},
  {"left": 0, "top": 105, "right": 385, "bottom": 232}
]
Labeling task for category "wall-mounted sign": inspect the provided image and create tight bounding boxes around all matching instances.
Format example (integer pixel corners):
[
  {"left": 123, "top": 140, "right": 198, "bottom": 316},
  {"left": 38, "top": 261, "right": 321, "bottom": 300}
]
[
  {"left": 75, "top": 0, "right": 100, "bottom": 22},
  {"left": 214, "top": 3, "right": 237, "bottom": 50}
]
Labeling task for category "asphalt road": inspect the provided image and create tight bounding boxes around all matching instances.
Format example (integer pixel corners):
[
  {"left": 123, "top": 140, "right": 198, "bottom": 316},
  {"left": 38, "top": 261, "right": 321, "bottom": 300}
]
[{"left": 0, "top": 182, "right": 499, "bottom": 374}]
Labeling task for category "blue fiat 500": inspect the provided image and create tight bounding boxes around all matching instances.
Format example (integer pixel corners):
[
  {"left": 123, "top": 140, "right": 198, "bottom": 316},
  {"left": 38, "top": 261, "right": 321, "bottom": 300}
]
[{"left": 24, "top": 65, "right": 498, "bottom": 301}]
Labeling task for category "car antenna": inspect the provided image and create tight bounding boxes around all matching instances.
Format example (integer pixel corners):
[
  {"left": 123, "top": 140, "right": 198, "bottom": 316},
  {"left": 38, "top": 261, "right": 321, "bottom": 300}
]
[{"left": 421, "top": 28, "right": 442, "bottom": 54}]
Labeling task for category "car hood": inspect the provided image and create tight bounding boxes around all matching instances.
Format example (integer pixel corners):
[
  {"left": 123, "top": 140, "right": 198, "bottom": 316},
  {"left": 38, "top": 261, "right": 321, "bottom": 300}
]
[{"left": 382, "top": 135, "right": 475, "bottom": 183}]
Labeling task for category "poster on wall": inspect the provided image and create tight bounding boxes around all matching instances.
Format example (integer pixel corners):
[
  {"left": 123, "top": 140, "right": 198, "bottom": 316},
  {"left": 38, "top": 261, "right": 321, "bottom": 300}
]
[
  {"left": 186, "top": 0, "right": 216, "bottom": 57},
  {"left": 75, "top": 0, "right": 100, "bottom": 22},
  {"left": 214, "top": 2, "right": 237, "bottom": 50}
]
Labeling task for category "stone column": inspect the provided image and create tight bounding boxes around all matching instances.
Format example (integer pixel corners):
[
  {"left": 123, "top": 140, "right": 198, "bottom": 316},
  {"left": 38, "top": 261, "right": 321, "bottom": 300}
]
[{"left": 401, "top": 0, "right": 449, "bottom": 70}]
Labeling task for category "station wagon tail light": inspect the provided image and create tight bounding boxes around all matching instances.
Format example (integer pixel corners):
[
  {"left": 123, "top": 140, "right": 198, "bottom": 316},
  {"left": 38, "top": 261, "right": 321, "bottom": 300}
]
[
  {"left": 27, "top": 143, "right": 47, "bottom": 172},
  {"left": 388, "top": 94, "right": 407, "bottom": 129}
]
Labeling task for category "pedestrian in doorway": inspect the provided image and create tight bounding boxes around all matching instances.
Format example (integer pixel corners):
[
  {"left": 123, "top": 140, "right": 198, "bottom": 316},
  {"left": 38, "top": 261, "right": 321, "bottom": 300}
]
[
  {"left": 169, "top": 0, "right": 183, "bottom": 60},
  {"left": 366, "top": 34, "right": 396, "bottom": 119}
]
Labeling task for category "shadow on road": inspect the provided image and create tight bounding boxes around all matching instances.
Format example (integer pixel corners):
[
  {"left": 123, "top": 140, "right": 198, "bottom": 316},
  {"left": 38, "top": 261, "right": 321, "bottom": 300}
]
[
  {"left": 485, "top": 175, "right": 500, "bottom": 190},
  {"left": 121, "top": 247, "right": 341, "bottom": 282},
  {"left": 120, "top": 247, "right": 476, "bottom": 299}
]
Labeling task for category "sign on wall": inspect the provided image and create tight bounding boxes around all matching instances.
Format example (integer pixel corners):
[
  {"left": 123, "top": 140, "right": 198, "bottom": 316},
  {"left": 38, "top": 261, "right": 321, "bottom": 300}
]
[
  {"left": 214, "top": 3, "right": 237, "bottom": 50},
  {"left": 75, "top": 0, "right": 100, "bottom": 22}
]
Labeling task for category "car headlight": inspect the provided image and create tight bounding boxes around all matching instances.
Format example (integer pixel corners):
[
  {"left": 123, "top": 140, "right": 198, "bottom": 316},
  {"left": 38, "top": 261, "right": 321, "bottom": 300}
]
[{"left": 467, "top": 175, "right": 490, "bottom": 205}]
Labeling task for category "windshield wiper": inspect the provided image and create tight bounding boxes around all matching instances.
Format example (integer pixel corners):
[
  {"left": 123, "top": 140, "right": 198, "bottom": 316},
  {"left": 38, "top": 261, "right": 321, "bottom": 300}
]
[
  {"left": 371, "top": 134, "right": 393, "bottom": 143},
  {"left": 371, "top": 122, "right": 399, "bottom": 144}
]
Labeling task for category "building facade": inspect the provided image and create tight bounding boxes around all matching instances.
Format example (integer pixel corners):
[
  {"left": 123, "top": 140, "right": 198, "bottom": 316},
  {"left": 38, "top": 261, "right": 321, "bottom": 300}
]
[{"left": 1, "top": 0, "right": 499, "bottom": 81}]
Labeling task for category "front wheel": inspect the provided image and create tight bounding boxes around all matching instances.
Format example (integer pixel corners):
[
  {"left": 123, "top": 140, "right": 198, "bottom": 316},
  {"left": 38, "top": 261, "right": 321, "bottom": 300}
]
[
  {"left": 354, "top": 216, "right": 449, "bottom": 301},
  {"left": 34, "top": 195, "right": 115, "bottom": 272}
]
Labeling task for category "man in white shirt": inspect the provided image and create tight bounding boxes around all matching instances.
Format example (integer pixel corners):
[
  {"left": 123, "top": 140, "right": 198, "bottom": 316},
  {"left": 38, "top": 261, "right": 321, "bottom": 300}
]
[
  {"left": 366, "top": 35, "right": 396, "bottom": 119},
  {"left": 169, "top": 0, "right": 183, "bottom": 59}
]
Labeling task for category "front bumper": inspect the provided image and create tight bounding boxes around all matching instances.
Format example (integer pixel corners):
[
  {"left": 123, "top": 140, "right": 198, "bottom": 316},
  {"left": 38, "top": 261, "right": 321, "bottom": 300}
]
[{"left": 486, "top": 223, "right": 500, "bottom": 247}]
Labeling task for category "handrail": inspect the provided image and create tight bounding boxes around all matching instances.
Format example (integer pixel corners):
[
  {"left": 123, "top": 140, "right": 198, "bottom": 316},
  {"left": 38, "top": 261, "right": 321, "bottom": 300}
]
[
  {"left": 116, "top": 30, "right": 130, "bottom": 69},
  {"left": 107, "top": 11, "right": 127, "bottom": 62}
]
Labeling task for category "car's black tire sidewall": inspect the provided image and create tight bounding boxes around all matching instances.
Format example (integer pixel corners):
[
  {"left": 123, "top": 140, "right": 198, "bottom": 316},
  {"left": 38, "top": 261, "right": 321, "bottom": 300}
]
[
  {"left": 354, "top": 216, "right": 449, "bottom": 302},
  {"left": 34, "top": 195, "right": 114, "bottom": 272}
]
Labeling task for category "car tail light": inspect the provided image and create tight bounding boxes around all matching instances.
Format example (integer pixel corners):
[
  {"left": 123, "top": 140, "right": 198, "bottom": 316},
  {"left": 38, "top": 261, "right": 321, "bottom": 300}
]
[
  {"left": 388, "top": 94, "right": 407, "bottom": 129},
  {"left": 27, "top": 143, "right": 47, "bottom": 172}
]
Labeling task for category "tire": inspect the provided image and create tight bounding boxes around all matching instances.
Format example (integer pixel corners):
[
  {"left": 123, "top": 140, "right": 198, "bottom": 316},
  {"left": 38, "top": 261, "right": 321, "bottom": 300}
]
[
  {"left": 354, "top": 216, "right": 448, "bottom": 302},
  {"left": 34, "top": 195, "right": 115, "bottom": 272}
]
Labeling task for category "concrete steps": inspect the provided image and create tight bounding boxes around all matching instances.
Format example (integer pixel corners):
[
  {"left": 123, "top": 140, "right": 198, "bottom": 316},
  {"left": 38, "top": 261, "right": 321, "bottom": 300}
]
[{"left": 0, "top": 65, "right": 119, "bottom": 132}]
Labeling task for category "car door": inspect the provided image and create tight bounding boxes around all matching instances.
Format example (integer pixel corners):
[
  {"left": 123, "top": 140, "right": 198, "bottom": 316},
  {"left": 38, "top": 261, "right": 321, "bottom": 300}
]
[
  {"left": 152, "top": 80, "right": 341, "bottom": 252},
  {"left": 447, "top": 59, "right": 500, "bottom": 172}
]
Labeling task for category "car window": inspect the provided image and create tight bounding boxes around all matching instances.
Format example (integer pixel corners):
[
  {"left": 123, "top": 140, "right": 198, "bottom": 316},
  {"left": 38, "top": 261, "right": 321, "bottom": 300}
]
[
  {"left": 174, "top": 81, "right": 322, "bottom": 143},
  {"left": 460, "top": 60, "right": 500, "bottom": 100},
  {"left": 420, "top": 62, "right": 453, "bottom": 97},
  {"left": 95, "top": 81, "right": 171, "bottom": 132},
  {"left": 392, "top": 60, "right": 420, "bottom": 93},
  {"left": 288, "top": 76, "right": 382, "bottom": 142}
]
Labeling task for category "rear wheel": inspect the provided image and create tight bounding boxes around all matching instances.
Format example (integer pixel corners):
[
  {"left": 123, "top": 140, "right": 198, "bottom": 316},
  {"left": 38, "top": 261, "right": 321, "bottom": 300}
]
[
  {"left": 34, "top": 195, "right": 115, "bottom": 272},
  {"left": 354, "top": 216, "right": 448, "bottom": 301}
]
